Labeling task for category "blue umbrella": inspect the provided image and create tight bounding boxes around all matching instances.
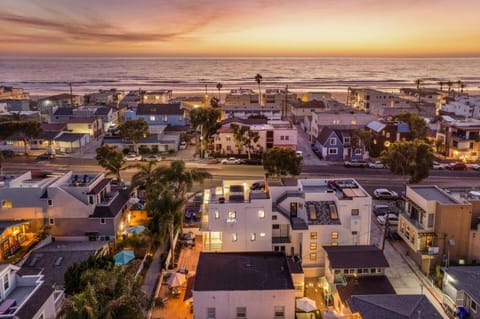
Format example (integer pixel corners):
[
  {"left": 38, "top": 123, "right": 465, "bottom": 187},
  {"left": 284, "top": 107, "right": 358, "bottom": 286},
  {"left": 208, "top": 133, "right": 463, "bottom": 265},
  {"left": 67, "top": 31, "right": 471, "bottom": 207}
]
[
  {"left": 114, "top": 250, "right": 135, "bottom": 265},
  {"left": 128, "top": 226, "right": 146, "bottom": 234}
]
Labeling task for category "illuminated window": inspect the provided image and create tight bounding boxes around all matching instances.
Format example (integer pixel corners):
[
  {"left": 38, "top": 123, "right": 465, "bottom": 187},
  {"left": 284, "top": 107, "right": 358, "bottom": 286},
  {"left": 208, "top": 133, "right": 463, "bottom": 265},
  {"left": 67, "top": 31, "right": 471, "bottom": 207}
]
[
  {"left": 309, "top": 253, "right": 317, "bottom": 261},
  {"left": 155, "top": 95, "right": 160, "bottom": 100},
  {"left": 258, "top": 210, "right": 265, "bottom": 219},
  {"left": 251, "top": 233, "right": 256, "bottom": 241},
  {"left": 310, "top": 243, "right": 317, "bottom": 250},
  {"left": 331, "top": 242, "right": 338, "bottom": 246},
  {"left": 236, "top": 307, "right": 246, "bottom": 318},
  {"left": 162, "top": 115, "right": 168, "bottom": 122},
  {"left": 310, "top": 232, "right": 317, "bottom": 240},
  {"left": 1, "top": 200, "right": 12, "bottom": 208},
  {"left": 351, "top": 209, "right": 359, "bottom": 216},
  {"left": 351, "top": 119, "right": 357, "bottom": 125},
  {"left": 331, "top": 232, "right": 338, "bottom": 239},
  {"left": 49, "top": 218, "right": 55, "bottom": 225},
  {"left": 260, "top": 233, "right": 266, "bottom": 237},
  {"left": 150, "top": 115, "right": 155, "bottom": 121},
  {"left": 232, "top": 233, "right": 237, "bottom": 242},
  {"left": 228, "top": 211, "right": 237, "bottom": 219},
  {"left": 214, "top": 210, "right": 219, "bottom": 219},
  {"left": 274, "top": 306, "right": 285, "bottom": 318}
]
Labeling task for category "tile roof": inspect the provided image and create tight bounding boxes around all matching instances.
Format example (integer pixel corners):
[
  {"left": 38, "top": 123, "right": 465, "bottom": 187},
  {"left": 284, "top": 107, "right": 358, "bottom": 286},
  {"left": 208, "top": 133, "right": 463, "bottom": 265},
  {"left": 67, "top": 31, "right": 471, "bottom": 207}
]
[
  {"left": 316, "top": 127, "right": 335, "bottom": 145},
  {"left": 15, "top": 284, "right": 55, "bottom": 319},
  {"left": 37, "top": 130, "right": 61, "bottom": 140},
  {"left": 136, "top": 103, "right": 182, "bottom": 115},
  {"left": 323, "top": 245, "right": 389, "bottom": 269},
  {"left": 347, "top": 294, "right": 443, "bottom": 319},
  {"left": 195, "top": 252, "right": 294, "bottom": 291}
]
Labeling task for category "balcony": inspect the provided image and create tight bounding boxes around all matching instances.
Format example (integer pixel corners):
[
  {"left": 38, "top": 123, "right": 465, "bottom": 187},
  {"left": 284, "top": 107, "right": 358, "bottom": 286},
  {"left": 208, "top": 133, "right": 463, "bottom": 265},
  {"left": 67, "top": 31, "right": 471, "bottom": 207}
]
[
  {"left": 333, "top": 274, "right": 347, "bottom": 286},
  {"left": 272, "top": 236, "right": 291, "bottom": 244},
  {"left": 398, "top": 210, "right": 430, "bottom": 232}
]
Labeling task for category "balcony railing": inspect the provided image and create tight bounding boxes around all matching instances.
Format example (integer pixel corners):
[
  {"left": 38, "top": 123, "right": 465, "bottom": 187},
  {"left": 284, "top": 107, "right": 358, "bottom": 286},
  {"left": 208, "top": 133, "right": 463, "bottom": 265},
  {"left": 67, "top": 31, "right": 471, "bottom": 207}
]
[
  {"left": 272, "top": 236, "right": 291, "bottom": 244},
  {"left": 333, "top": 275, "right": 347, "bottom": 286},
  {"left": 399, "top": 210, "right": 429, "bottom": 232}
]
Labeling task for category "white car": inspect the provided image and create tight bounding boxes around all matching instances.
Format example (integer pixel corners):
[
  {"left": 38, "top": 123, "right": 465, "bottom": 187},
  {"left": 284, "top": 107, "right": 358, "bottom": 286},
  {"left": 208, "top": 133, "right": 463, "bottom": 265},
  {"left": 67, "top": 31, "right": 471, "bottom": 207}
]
[
  {"left": 221, "top": 157, "right": 241, "bottom": 165},
  {"left": 368, "top": 161, "right": 385, "bottom": 169},
  {"left": 377, "top": 213, "right": 399, "bottom": 226},
  {"left": 142, "top": 154, "right": 162, "bottom": 162},
  {"left": 179, "top": 141, "right": 187, "bottom": 150},
  {"left": 124, "top": 153, "right": 142, "bottom": 161},
  {"left": 432, "top": 161, "right": 447, "bottom": 170},
  {"left": 373, "top": 188, "right": 399, "bottom": 200}
]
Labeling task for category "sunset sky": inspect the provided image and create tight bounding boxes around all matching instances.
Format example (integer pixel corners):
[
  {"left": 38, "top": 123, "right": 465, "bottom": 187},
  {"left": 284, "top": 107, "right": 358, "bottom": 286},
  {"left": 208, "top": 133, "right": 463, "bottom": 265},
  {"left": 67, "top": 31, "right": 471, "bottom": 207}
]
[{"left": 1, "top": 0, "right": 479, "bottom": 57}]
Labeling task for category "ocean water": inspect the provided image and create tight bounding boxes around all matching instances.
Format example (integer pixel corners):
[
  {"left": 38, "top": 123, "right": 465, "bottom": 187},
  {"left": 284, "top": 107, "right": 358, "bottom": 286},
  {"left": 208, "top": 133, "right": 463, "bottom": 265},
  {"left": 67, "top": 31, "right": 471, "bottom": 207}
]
[{"left": 1, "top": 57, "right": 480, "bottom": 96}]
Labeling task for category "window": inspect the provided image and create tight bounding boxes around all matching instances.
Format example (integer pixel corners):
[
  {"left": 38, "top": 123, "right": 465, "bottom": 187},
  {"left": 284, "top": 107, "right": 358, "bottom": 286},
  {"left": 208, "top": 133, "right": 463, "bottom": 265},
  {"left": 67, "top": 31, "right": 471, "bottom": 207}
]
[
  {"left": 232, "top": 233, "right": 237, "bottom": 242},
  {"left": 100, "top": 218, "right": 106, "bottom": 224},
  {"left": 214, "top": 210, "right": 220, "bottom": 219},
  {"left": 226, "top": 136, "right": 231, "bottom": 142},
  {"left": 272, "top": 215, "right": 277, "bottom": 220},
  {"left": 280, "top": 136, "right": 285, "bottom": 141},
  {"left": 331, "top": 232, "right": 338, "bottom": 239},
  {"left": 310, "top": 243, "right": 317, "bottom": 250},
  {"left": 49, "top": 218, "right": 55, "bottom": 225},
  {"left": 344, "top": 137, "right": 351, "bottom": 144},
  {"left": 150, "top": 115, "right": 156, "bottom": 121},
  {"left": 48, "top": 199, "right": 53, "bottom": 206},
  {"left": 329, "top": 138, "right": 337, "bottom": 145},
  {"left": 285, "top": 136, "right": 289, "bottom": 140},
  {"left": 236, "top": 307, "right": 247, "bottom": 318},
  {"left": 386, "top": 132, "right": 390, "bottom": 138},
  {"left": 260, "top": 232, "right": 266, "bottom": 237},
  {"left": 351, "top": 120, "right": 357, "bottom": 125},
  {"left": 351, "top": 209, "right": 359, "bottom": 216},
  {"left": 207, "top": 307, "right": 216, "bottom": 319},
  {"left": 163, "top": 115, "right": 168, "bottom": 122},
  {"left": 328, "top": 148, "right": 338, "bottom": 155},
  {"left": 274, "top": 306, "right": 285, "bottom": 319},
  {"left": 251, "top": 233, "right": 256, "bottom": 241},
  {"left": 3, "top": 274, "right": 9, "bottom": 291},
  {"left": 258, "top": 210, "right": 265, "bottom": 219},
  {"left": 228, "top": 211, "right": 237, "bottom": 220},
  {"left": 1, "top": 200, "right": 12, "bottom": 208},
  {"left": 331, "top": 242, "right": 338, "bottom": 246},
  {"left": 472, "top": 300, "right": 477, "bottom": 313},
  {"left": 310, "top": 232, "right": 317, "bottom": 240},
  {"left": 310, "top": 253, "right": 317, "bottom": 261}
]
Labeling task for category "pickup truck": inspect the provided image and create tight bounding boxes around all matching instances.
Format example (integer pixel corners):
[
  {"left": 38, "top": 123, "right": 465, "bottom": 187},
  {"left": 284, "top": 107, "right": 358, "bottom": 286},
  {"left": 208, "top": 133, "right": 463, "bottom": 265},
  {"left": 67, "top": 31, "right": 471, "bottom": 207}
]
[{"left": 344, "top": 159, "right": 368, "bottom": 168}]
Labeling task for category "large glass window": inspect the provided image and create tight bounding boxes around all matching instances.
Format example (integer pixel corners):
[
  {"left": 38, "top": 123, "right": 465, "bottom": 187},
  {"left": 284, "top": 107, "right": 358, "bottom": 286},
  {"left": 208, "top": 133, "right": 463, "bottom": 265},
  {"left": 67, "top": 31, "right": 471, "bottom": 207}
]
[
  {"left": 274, "top": 306, "right": 285, "bottom": 319},
  {"left": 236, "top": 307, "right": 246, "bottom": 318},
  {"left": 207, "top": 307, "right": 216, "bottom": 319}
]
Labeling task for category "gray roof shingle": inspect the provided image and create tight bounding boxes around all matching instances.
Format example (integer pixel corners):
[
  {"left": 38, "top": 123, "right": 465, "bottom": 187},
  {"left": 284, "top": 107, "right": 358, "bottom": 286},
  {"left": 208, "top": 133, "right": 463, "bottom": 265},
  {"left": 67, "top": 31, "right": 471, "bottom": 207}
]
[
  {"left": 323, "top": 245, "right": 389, "bottom": 269},
  {"left": 136, "top": 103, "right": 182, "bottom": 115}
]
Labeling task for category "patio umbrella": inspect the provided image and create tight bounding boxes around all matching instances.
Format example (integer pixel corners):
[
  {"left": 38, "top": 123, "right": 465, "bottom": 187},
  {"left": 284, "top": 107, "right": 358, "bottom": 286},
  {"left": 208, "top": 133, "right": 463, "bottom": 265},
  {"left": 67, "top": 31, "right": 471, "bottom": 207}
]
[
  {"left": 128, "top": 225, "right": 146, "bottom": 234},
  {"left": 114, "top": 250, "right": 135, "bottom": 265},
  {"left": 296, "top": 297, "right": 317, "bottom": 312},
  {"left": 167, "top": 272, "right": 187, "bottom": 288}
]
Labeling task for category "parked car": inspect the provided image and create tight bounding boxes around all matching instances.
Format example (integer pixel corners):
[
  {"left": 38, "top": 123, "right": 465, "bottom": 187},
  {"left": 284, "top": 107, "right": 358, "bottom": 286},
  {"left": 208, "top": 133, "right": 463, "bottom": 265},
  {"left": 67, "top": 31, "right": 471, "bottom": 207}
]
[
  {"left": 377, "top": 213, "right": 399, "bottom": 226},
  {"left": 221, "top": 157, "right": 241, "bottom": 165},
  {"left": 373, "top": 204, "right": 398, "bottom": 216},
  {"left": 142, "top": 154, "right": 163, "bottom": 162},
  {"left": 240, "top": 158, "right": 263, "bottom": 165},
  {"left": 432, "top": 161, "right": 447, "bottom": 170},
  {"left": 446, "top": 162, "right": 467, "bottom": 171},
  {"left": 179, "top": 141, "right": 187, "bottom": 150},
  {"left": 296, "top": 151, "right": 303, "bottom": 158},
  {"left": 368, "top": 161, "right": 385, "bottom": 169},
  {"left": 204, "top": 156, "right": 220, "bottom": 164},
  {"left": 1, "top": 150, "right": 15, "bottom": 157},
  {"left": 124, "top": 153, "right": 142, "bottom": 161},
  {"left": 344, "top": 159, "right": 368, "bottom": 168},
  {"left": 373, "top": 188, "right": 399, "bottom": 200},
  {"left": 36, "top": 153, "right": 56, "bottom": 160},
  {"left": 471, "top": 164, "right": 480, "bottom": 171}
]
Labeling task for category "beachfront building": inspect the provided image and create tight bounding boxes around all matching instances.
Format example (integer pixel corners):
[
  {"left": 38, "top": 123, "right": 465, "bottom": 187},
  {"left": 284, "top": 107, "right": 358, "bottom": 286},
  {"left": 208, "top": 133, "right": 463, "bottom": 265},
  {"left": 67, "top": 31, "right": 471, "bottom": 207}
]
[
  {"left": 397, "top": 185, "right": 472, "bottom": 274},
  {"left": 309, "top": 111, "right": 375, "bottom": 141},
  {"left": 440, "top": 95, "right": 480, "bottom": 119},
  {"left": 291, "top": 99, "right": 329, "bottom": 124},
  {"left": 400, "top": 88, "right": 449, "bottom": 109},
  {"left": 38, "top": 93, "right": 83, "bottom": 110},
  {"left": 200, "top": 178, "right": 371, "bottom": 278},
  {"left": 84, "top": 89, "right": 125, "bottom": 106},
  {"left": 313, "top": 127, "right": 365, "bottom": 161},
  {"left": 0, "top": 86, "right": 29, "bottom": 100},
  {"left": 212, "top": 118, "right": 297, "bottom": 157},
  {"left": 436, "top": 117, "right": 480, "bottom": 161},
  {"left": 347, "top": 88, "right": 416, "bottom": 116},
  {"left": 224, "top": 88, "right": 259, "bottom": 107},
  {"left": 119, "top": 90, "right": 141, "bottom": 108},
  {"left": 262, "top": 88, "right": 297, "bottom": 107},
  {"left": 442, "top": 266, "right": 480, "bottom": 319},
  {"left": 0, "top": 264, "right": 63, "bottom": 319},
  {"left": 222, "top": 105, "right": 281, "bottom": 121},
  {"left": 193, "top": 252, "right": 295, "bottom": 319},
  {"left": 0, "top": 171, "right": 131, "bottom": 243},
  {"left": 0, "top": 99, "right": 31, "bottom": 112},
  {"left": 124, "top": 103, "right": 187, "bottom": 128},
  {"left": 140, "top": 90, "right": 172, "bottom": 104}
]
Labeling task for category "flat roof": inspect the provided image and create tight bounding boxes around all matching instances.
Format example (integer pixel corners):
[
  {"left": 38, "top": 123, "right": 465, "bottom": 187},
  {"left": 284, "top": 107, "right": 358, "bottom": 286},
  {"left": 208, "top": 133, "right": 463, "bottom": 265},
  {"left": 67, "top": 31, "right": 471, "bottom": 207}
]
[
  {"left": 410, "top": 185, "right": 459, "bottom": 204},
  {"left": 323, "top": 245, "right": 389, "bottom": 269},
  {"left": 195, "top": 252, "right": 294, "bottom": 291}
]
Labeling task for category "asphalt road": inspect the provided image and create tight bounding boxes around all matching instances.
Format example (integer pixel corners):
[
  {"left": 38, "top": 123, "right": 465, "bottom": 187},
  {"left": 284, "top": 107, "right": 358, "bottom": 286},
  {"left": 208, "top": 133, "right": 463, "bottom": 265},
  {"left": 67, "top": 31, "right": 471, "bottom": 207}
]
[{"left": 2, "top": 157, "right": 479, "bottom": 197}]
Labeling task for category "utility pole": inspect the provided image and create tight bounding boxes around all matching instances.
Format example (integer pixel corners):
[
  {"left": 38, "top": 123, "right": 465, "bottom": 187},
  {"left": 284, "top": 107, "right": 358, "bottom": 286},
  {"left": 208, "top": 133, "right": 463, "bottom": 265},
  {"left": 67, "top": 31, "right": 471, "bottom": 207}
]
[
  {"left": 380, "top": 215, "right": 389, "bottom": 251},
  {"left": 69, "top": 82, "right": 73, "bottom": 107},
  {"left": 283, "top": 85, "right": 289, "bottom": 121},
  {"left": 204, "top": 84, "right": 208, "bottom": 107}
]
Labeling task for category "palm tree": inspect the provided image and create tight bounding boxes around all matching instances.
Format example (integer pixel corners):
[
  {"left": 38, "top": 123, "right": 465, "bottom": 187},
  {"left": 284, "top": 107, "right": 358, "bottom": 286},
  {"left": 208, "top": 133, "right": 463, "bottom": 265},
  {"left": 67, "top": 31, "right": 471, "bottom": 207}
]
[
  {"left": 129, "top": 161, "right": 160, "bottom": 200},
  {"left": 58, "top": 284, "right": 99, "bottom": 319},
  {"left": 255, "top": 73, "right": 263, "bottom": 106},
  {"left": 216, "top": 82, "right": 223, "bottom": 101},
  {"left": 447, "top": 81, "right": 453, "bottom": 93},
  {"left": 414, "top": 78, "right": 423, "bottom": 90},
  {"left": 460, "top": 82, "right": 466, "bottom": 93},
  {"left": 438, "top": 81, "right": 444, "bottom": 91},
  {"left": 161, "top": 160, "right": 211, "bottom": 201}
]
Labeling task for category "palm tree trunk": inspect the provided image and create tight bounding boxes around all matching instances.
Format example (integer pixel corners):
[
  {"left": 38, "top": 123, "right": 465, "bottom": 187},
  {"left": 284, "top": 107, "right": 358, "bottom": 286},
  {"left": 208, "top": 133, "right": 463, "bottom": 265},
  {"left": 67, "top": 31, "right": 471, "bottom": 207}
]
[
  {"left": 168, "top": 223, "right": 175, "bottom": 269},
  {"left": 258, "top": 83, "right": 262, "bottom": 106}
]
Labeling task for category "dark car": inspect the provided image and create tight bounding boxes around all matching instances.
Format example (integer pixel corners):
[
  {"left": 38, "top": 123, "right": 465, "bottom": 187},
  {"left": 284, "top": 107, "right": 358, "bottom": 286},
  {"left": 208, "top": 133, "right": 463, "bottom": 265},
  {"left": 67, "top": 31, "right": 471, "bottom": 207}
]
[
  {"left": 36, "top": 153, "right": 56, "bottom": 160},
  {"left": 373, "top": 204, "right": 398, "bottom": 216},
  {"left": 240, "top": 158, "right": 263, "bottom": 165},
  {"left": 1, "top": 150, "right": 15, "bottom": 157},
  {"left": 447, "top": 162, "right": 467, "bottom": 171}
]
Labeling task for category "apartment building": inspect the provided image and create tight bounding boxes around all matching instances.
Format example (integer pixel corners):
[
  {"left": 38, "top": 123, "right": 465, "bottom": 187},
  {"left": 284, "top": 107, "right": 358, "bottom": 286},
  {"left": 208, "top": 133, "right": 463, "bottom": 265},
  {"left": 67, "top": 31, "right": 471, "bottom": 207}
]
[
  {"left": 440, "top": 95, "right": 480, "bottom": 120},
  {"left": 262, "top": 88, "right": 297, "bottom": 107},
  {"left": 0, "top": 86, "right": 29, "bottom": 100},
  {"left": 140, "top": 90, "right": 172, "bottom": 104},
  {"left": 309, "top": 111, "right": 375, "bottom": 141},
  {"left": 397, "top": 185, "right": 472, "bottom": 274},
  {"left": 193, "top": 252, "right": 295, "bottom": 319},
  {"left": 200, "top": 178, "right": 371, "bottom": 278},
  {"left": 436, "top": 117, "right": 480, "bottom": 161},
  {"left": 224, "top": 88, "right": 259, "bottom": 107},
  {"left": 0, "top": 171, "right": 131, "bottom": 243},
  {"left": 347, "top": 88, "right": 415, "bottom": 116}
]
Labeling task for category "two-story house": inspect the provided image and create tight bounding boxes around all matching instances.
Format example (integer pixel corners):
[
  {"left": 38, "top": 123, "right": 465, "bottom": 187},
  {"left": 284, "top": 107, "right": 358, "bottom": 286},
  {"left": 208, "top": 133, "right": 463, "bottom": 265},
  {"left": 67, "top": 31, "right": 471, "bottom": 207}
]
[
  {"left": 193, "top": 251, "right": 295, "bottom": 319},
  {"left": 436, "top": 118, "right": 480, "bottom": 162},
  {"left": 397, "top": 185, "right": 472, "bottom": 274},
  {"left": 0, "top": 87, "right": 29, "bottom": 100},
  {"left": 313, "top": 127, "right": 365, "bottom": 161},
  {"left": 309, "top": 111, "right": 376, "bottom": 142},
  {"left": 140, "top": 90, "right": 172, "bottom": 104},
  {"left": 124, "top": 103, "right": 187, "bottom": 128},
  {"left": 200, "top": 178, "right": 371, "bottom": 278},
  {"left": 0, "top": 171, "right": 131, "bottom": 243},
  {"left": 224, "top": 89, "right": 259, "bottom": 107},
  {"left": 347, "top": 88, "right": 416, "bottom": 116},
  {"left": 222, "top": 105, "right": 282, "bottom": 121},
  {"left": 366, "top": 120, "right": 411, "bottom": 155}
]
